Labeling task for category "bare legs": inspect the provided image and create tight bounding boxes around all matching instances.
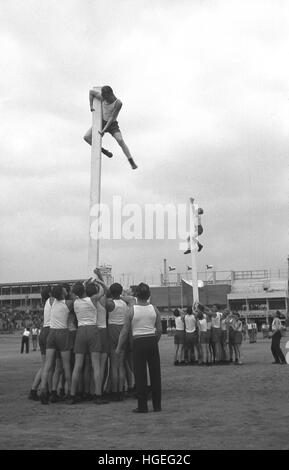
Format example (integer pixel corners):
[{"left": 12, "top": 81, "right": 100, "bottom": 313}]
[{"left": 83, "top": 128, "right": 137, "bottom": 169}]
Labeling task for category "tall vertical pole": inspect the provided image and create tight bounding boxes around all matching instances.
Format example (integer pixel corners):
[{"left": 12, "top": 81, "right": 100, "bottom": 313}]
[
  {"left": 190, "top": 199, "right": 199, "bottom": 303},
  {"left": 163, "top": 258, "right": 168, "bottom": 286},
  {"left": 88, "top": 87, "right": 102, "bottom": 276}
]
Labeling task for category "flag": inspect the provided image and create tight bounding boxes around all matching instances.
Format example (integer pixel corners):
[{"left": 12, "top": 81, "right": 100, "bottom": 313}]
[
  {"left": 168, "top": 265, "right": 176, "bottom": 271},
  {"left": 206, "top": 264, "right": 213, "bottom": 269}
]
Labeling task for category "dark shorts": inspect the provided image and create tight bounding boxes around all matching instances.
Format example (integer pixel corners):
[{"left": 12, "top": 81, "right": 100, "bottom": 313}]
[
  {"left": 211, "top": 327, "right": 222, "bottom": 344},
  {"left": 199, "top": 331, "right": 207, "bottom": 344},
  {"left": 185, "top": 331, "right": 197, "bottom": 349},
  {"left": 108, "top": 324, "right": 123, "bottom": 350},
  {"left": 174, "top": 330, "right": 185, "bottom": 345},
  {"left": 46, "top": 329, "right": 70, "bottom": 352},
  {"left": 99, "top": 327, "right": 110, "bottom": 354},
  {"left": 102, "top": 119, "right": 120, "bottom": 136},
  {"left": 234, "top": 331, "right": 243, "bottom": 345},
  {"left": 74, "top": 325, "right": 101, "bottom": 354},
  {"left": 38, "top": 326, "right": 50, "bottom": 355}
]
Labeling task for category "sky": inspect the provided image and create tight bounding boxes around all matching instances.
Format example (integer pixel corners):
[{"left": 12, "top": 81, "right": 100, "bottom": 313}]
[{"left": 0, "top": 0, "right": 288, "bottom": 286}]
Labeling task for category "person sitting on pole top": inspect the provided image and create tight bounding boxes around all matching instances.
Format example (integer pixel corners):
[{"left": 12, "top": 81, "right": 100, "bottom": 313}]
[{"left": 84, "top": 85, "right": 138, "bottom": 170}]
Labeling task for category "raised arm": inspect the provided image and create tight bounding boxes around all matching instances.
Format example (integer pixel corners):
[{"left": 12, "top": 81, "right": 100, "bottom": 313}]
[
  {"left": 89, "top": 88, "right": 102, "bottom": 111},
  {"left": 154, "top": 306, "right": 162, "bottom": 341}
]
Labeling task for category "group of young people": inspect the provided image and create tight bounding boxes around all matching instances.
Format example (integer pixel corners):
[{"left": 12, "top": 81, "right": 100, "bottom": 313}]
[
  {"left": 173, "top": 304, "right": 244, "bottom": 366},
  {"left": 28, "top": 270, "right": 162, "bottom": 413}
]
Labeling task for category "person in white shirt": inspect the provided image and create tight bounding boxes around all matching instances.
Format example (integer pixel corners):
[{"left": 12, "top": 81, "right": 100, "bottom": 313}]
[
  {"left": 173, "top": 309, "right": 185, "bottom": 366},
  {"left": 116, "top": 283, "right": 162, "bottom": 413},
  {"left": 84, "top": 86, "right": 138, "bottom": 170},
  {"left": 107, "top": 283, "right": 129, "bottom": 402},
  {"left": 271, "top": 311, "right": 286, "bottom": 364},
  {"left": 40, "top": 285, "right": 74, "bottom": 404},
  {"left": 195, "top": 303, "right": 208, "bottom": 365},
  {"left": 28, "top": 286, "right": 52, "bottom": 401},
  {"left": 21, "top": 327, "right": 31, "bottom": 354},
  {"left": 211, "top": 304, "right": 223, "bottom": 363},
  {"left": 31, "top": 325, "right": 39, "bottom": 351},
  {"left": 184, "top": 307, "right": 198, "bottom": 364},
  {"left": 231, "top": 312, "right": 243, "bottom": 365}
]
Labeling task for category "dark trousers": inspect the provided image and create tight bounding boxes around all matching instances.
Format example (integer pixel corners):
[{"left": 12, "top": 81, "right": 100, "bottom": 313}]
[
  {"left": 132, "top": 336, "right": 161, "bottom": 411},
  {"left": 21, "top": 336, "right": 29, "bottom": 354},
  {"left": 271, "top": 331, "right": 286, "bottom": 364}
]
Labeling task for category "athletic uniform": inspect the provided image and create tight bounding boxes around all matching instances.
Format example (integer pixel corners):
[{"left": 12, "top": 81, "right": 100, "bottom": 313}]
[
  {"left": 174, "top": 316, "right": 185, "bottom": 345},
  {"left": 184, "top": 314, "right": 197, "bottom": 349},
  {"left": 73, "top": 297, "right": 100, "bottom": 354},
  {"left": 108, "top": 299, "right": 128, "bottom": 350},
  {"left": 211, "top": 312, "right": 222, "bottom": 343},
  {"left": 38, "top": 298, "right": 52, "bottom": 355},
  {"left": 102, "top": 99, "right": 121, "bottom": 136},
  {"left": 198, "top": 318, "right": 207, "bottom": 344},
  {"left": 131, "top": 304, "right": 162, "bottom": 412},
  {"left": 46, "top": 300, "right": 71, "bottom": 352}
]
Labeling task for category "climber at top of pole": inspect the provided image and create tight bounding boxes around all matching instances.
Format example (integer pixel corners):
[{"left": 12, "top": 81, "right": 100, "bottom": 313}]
[{"left": 83, "top": 85, "right": 138, "bottom": 170}]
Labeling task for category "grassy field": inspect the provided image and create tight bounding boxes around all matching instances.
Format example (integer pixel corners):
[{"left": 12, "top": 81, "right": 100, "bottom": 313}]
[{"left": 0, "top": 333, "right": 288, "bottom": 450}]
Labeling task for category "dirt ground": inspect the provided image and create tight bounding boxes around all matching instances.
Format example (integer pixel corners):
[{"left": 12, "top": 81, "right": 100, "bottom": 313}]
[{"left": 0, "top": 333, "right": 288, "bottom": 450}]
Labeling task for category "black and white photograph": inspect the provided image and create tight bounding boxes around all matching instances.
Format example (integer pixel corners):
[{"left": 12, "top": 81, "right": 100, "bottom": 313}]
[{"left": 0, "top": 0, "right": 288, "bottom": 453}]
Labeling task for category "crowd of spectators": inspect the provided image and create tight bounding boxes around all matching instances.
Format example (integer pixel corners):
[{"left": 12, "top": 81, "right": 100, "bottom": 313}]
[{"left": 0, "top": 309, "right": 43, "bottom": 332}]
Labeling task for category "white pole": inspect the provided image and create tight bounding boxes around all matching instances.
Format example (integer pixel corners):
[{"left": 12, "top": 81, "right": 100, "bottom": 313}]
[
  {"left": 88, "top": 86, "right": 102, "bottom": 276},
  {"left": 190, "top": 198, "right": 199, "bottom": 303}
]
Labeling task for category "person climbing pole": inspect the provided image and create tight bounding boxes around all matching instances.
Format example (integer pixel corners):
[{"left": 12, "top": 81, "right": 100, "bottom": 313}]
[{"left": 84, "top": 85, "right": 138, "bottom": 170}]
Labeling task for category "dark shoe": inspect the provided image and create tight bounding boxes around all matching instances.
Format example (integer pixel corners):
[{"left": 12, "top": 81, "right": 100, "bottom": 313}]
[
  {"left": 132, "top": 408, "right": 148, "bottom": 413},
  {"left": 67, "top": 395, "right": 78, "bottom": 405},
  {"left": 153, "top": 408, "right": 162, "bottom": 412},
  {"left": 128, "top": 158, "right": 137, "bottom": 169},
  {"left": 28, "top": 389, "right": 39, "bottom": 401},
  {"left": 93, "top": 395, "right": 109, "bottom": 405},
  {"left": 174, "top": 360, "right": 179, "bottom": 366},
  {"left": 49, "top": 391, "right": 58, "bottom": 403},
  {"left": 101, "top": 147, "right": 113, "bottom": 158},
  {"left": 272, "top": 361, "right": 280, "bottom": 364},
  {"left": 117, "top": 392, "right": 124, "bottom": 402},
  {"left": 184, "top": 249, "right": 191, "bottom": 255},
  {"left": 82, "top": 393, "right": 93, "bottom": 401},
  {"left": 179, "top": 361, "right": 186, "bottom": 366},
  {"left": 40, "top": 392, "right": 49, "bottom": 405}
]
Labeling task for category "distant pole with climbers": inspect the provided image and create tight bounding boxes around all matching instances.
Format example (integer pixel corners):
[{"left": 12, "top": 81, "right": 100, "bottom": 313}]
[
  {"left": 88, "top": 86, "right": 102, "bottom": 276},
  {"left": 189, "top": 199, "right": 199, "bottom": 303}
]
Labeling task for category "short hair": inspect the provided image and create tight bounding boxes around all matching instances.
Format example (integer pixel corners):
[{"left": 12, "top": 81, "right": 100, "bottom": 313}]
[
  {"left": 135, "top": 283, "right": 150, "bottom": 301},
  {"left": 85, "top": 282, "right": 99, "bottom": 298},
  {"left": 109, "top": 283, "right": 123, "bottom": 299},
  {"left": 276, "top": 310, "right": 281, "bottom": 318},
  {"left": 174, "top": 308, "right": 180, "bottom": 317},
  {"left": 186, "top": 306, "right": 193, "bottom": 315},
  {"left": 101, "top": 85, "right": 113, "bottom": 96},
  {"left": 52, "top": 285, "right": 64, "bottom": 301},
  {"left": 41, "top": 285, "right": 51, "bottom": 303},
  {"left": 72, "top": 282, "right": 85, "bottom": 298},
  {"left": 197, "top": 312, "right": 204, "bottom": 320}
]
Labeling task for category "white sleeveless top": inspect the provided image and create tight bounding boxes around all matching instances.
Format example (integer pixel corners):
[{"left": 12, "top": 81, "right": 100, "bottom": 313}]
[
  {"left": 212, "top": 312, "right": 222, "bottom": 328},
  {"left": 184, "top": 314, "right": 196, "bottom": 333},
  {"left": 131, "top": 304, "right": 156, "bottom": 337},
  {"left": 74, "top": 297, "right": 97, "bottom": 326},
  {"left": 108, "top": 299, "right": 128, "bottom": 325},
  {"left": 102, "top": 99, "right": 118, "bottom": 121},
  {"left": 50, "top": 300, "right": 70, "bottom": 329},
  {"left": 175, "top": 316, "right": 185, "bottom": 331},
  {"left": 97, "top": 301, "right": 107, "bottom": 329},
  {"left": 43, "top": 298, "right": 52, "bottom": 328},
  {"left": 198, "top": 318, "right": 207, "bottom": 332}
]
